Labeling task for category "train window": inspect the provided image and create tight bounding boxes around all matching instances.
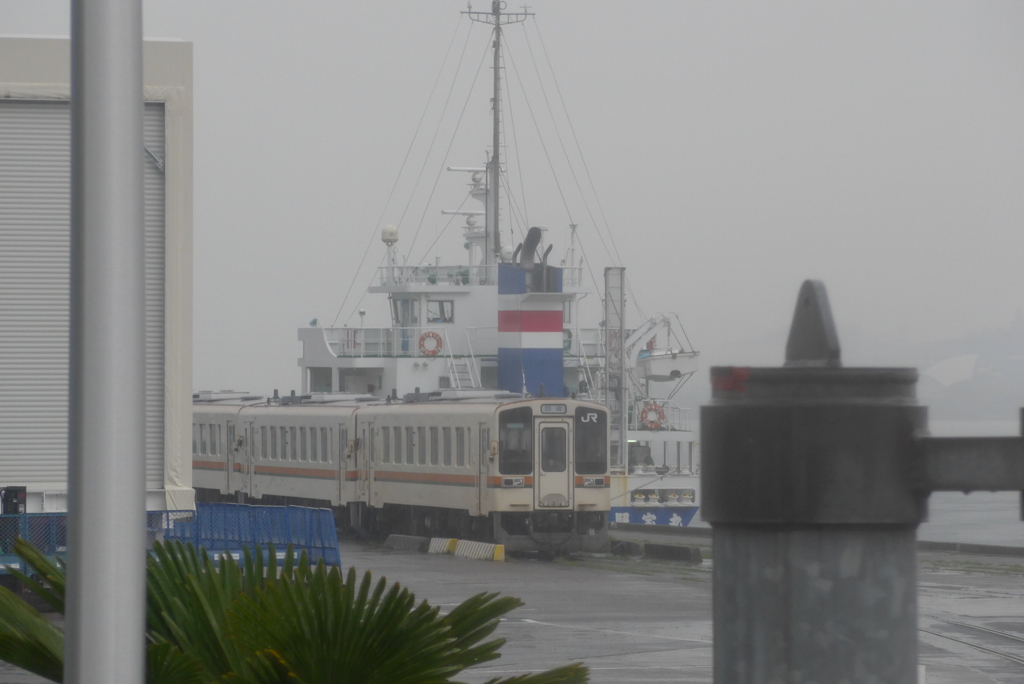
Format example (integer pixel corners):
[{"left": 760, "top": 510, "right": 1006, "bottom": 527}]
[
  {"left": 498, "top": 407, "right": 533, "bottom": 475},
  {"left": 382, "top": 427, "right": 390, "bottom": 463},
  {"left": 430, "top": 427, "right": 439, "bottom": 465},
  {"left": 300, "top": 428, "right": 307, "bottom": 462},
  {"left": 200, "top": 424, "right": 208, "bottom": 455},
  {"left": 261, "top": 426, "right": 267, "bottom": 460},
  {"left": 574, "top": 407, "right": 608, "bottom": 475},
  {"left": 270, "top": 427, "right": 278, "bottom": 459},
  {"left": 393, "top": 427, "right": 402, "bottom": 464},
  {"left": 479, "top": 428, "right": 490, "bottom": 467},
  {"left": 321, "top": 428, "right": 329, "bottom": 463},
  {"left": 418, "top": 427, "right": 426, "bottom": 465},
  {"left": 369, "top": 427, "right": 376, "bottom": 463},
  {"left": 310, "top": 427, "right": 317, "bottom": 461},
  {"left": 456, "top": 427, "right": 465, "bottom": 467},
  {"left": 407, "top": 427, "right": 416, "bottom": 464},
  {"left": 443, "top": 427, "right": 452, "bottom": 466},
  {"left": 192, "top": 424, "right": 197, "bottom": 455},
  {"left": 227, "top": 424, "right": 235, "bottom": 454},
  {"left": 541, "top": 427, "right": 567, "bottom": 472},
  {"left": 290, "top": 427, "right": 297, "bottom": 461},
  {"left": 339, "top": 428, "right": 347, "bottom": 463}
]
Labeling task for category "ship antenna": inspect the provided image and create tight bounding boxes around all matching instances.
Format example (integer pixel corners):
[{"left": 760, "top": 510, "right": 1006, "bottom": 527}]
[{"left": 465, "top": 1, "right": 531, "bottom": 278}]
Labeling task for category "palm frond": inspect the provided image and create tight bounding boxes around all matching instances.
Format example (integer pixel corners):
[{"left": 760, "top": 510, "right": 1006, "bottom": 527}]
[
  {"left": 0, "top": 583, "right": 64, "bottom": 682},
  {"left": 477, "top": 663, "right": 589, "bottom": 684},
  {"left": 6, "top": 537, "right": 66, "bottom": 615},
  {"left": 145, "top": 642, "right": 206, "bottom": 684}
]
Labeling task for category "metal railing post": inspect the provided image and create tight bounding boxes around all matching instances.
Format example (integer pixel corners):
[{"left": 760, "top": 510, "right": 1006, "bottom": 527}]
[
  {"left": 66, "top": 1, "right": 147, "bottom": 683},
  {"left": 702, "top": 280, "right": 926, "bottom": 683}
]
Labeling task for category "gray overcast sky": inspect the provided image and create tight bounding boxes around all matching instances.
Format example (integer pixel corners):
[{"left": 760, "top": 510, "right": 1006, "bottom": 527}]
[{"left": 3, "top": 1, "right": 1023, "bottom": 397}]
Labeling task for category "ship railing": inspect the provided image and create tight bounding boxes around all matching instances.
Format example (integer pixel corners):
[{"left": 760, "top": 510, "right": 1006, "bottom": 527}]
[
  {"left": 375, "top": 264, "right": 495, "bottom": 287},
  {"left": 373, "top": 264, "right": 585, "bottom": 288},
  {"left": 324, "top": 326, "right": 494, "bottom": 358},
  {"left": 628, "top": 400, "right": 693, "bottom": 433}
]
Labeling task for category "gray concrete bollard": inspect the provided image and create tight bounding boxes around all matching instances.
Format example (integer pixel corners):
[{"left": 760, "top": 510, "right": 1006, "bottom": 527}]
[{"left": 702, "top": 280, "right": 927, "bottom": 684}]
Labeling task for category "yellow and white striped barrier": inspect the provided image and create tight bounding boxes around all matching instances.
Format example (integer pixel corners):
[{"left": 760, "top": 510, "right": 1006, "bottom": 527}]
[
  {"left": 453, "top": 539, "right": 504, "bottom": 562},
  {"left": 428, "top": 537, "right": 458, "bottom": 554}
]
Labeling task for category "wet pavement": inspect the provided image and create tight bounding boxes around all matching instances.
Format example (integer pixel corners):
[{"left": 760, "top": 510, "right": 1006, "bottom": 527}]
[{"left": 1, "top": 536, "right": 1023, "bottom": 683}]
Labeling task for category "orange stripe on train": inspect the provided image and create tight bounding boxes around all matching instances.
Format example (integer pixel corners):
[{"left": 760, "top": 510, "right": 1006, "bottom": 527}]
[{"left": 253, "top": 465, "right": 337, "bottom": 479}]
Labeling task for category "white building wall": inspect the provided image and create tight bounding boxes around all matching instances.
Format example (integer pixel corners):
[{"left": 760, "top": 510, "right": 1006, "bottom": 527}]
[{"left": 0, "top": 37, "right": 193, "bottom": 511}]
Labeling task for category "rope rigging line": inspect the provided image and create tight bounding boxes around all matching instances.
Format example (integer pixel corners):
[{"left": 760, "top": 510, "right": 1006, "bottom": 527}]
[
  {"left": 501, "top": 40, "right": 530, "bottom": 232},
  {"left": 394, "top": 22, "right": 477, "bottom": 234},
  {"left": 519, "top": 23, "right": 617, "bottom": 268},
  {"left": 530, "top": 19, "right": 647, "bottom": 322},
  {"left": 330, "top": 17, "right": 467, "bottom": 327},
  {"left": 413, "top": 193, "right": 470, "bottom": 265},
  {"left": 500, "top": 39, "right": 575, "bottom": 228},
  {"left": 406, "top": 33, "right": 492, "bottom": 259},
  {"left": 530, "top": 18, "right": 625, "bottom": 267}
]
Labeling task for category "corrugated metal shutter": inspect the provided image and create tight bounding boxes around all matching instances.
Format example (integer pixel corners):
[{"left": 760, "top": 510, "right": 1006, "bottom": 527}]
[
  {"left": 0, "top": 100, "right": 166, "bottom": 491},
  {"left": 143, "top": 103, "right": 166, "bottom": 489}
]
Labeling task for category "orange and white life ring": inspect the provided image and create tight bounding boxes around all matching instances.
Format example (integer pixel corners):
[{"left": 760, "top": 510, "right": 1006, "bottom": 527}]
[
  {"left": 419, "top": 331, "right": 443, "bottom": 356},
  {"left": 641, "top": 403, "right": 666, "bottom": 430}
]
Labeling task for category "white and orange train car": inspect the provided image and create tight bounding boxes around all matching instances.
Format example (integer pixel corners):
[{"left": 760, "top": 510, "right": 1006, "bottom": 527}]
[{"left": 191, "top": 391, "right": 610, "bottom": 553}]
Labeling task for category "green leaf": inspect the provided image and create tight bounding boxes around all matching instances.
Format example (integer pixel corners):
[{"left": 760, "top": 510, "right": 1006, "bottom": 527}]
[{"left": 0, "top": 583, "right": 64, "bottom": 682}]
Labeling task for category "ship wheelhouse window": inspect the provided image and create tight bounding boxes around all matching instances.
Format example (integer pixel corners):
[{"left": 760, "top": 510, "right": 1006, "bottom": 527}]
[
  {"left": 574, "top": 407, "right": 608, "bottom": 475},
  {"left": 498, "top": 407, "right": 533, "bottom": 475},
  {"left": 426, "top": 300, "right": 454, "bottom": 324}
]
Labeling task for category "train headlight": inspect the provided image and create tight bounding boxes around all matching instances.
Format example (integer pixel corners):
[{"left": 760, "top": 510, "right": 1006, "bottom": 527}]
[
  {"left": 502, "top": 477, "right": 525, "bottom": 487},
  {"left": 583, "top": 477, "right": 605, "bottom": 487}
]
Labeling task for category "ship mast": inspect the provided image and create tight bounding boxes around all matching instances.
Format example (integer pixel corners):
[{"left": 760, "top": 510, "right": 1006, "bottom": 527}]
[{"left": 465, "top": 2, "right": 532, "bottom": 275}]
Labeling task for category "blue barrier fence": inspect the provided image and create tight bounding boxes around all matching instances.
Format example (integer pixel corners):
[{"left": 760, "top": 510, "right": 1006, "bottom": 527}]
[
  {"left": 162, "top": 503, "right": 341, "bottom": 567},
  {"left": 1, "top": 504, "right": 340, "bottom": 574}
]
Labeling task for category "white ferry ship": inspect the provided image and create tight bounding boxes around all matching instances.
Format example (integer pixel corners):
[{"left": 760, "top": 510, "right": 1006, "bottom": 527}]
[{"left": 296, "top": 2, "right": 701, "bottom": 528}]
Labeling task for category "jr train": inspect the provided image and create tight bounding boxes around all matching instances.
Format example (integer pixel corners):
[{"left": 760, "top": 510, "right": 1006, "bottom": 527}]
[{"left": 191, "top": 390, "right": 611, "bottom": 553}]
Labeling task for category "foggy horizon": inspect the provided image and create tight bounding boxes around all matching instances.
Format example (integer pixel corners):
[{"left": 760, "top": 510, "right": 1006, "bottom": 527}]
[{"left": 3, "top": 1, "right": 1022, "bottom": 414}]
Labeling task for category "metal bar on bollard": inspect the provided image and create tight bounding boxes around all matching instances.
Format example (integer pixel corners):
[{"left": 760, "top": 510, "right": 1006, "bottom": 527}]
[
  {"left": 65, "top": 1, "right": 147, "bottom": 683},
  {"left": 702, "top": 280, "right": 927, "bottom": 684}
]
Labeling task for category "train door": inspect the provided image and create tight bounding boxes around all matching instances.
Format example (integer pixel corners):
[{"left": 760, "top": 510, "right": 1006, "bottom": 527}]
[
  {"left": 534, "top": 417, "right": 573, "bottom": 509},
  {"left": 241, "top": 420, "right": 255, "bottom": 497},
  {"left": 358, "top": 420, "right": 373, "bottom": 504},
  {"left": 477, "top": 421, "right": 490, "bottom": 516}
]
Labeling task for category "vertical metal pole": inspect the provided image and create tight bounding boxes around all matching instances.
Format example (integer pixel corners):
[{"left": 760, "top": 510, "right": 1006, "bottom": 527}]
[
  {"left": 488, "top": 0, "right": 502, "bottom": 264},
  {"left": 703, "top": 281, "right": 926, "bottom": 684},
  {"left": 67, "top": 1, "right": 147, "bottom": 683}
]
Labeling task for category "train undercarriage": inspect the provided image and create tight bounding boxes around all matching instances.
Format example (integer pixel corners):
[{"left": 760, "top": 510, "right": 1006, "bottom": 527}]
[{"left": 194, "top": 488, "right": 608, "bottom": 555}]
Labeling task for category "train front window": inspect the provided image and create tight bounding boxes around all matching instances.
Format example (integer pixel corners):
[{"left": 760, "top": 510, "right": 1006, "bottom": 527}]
[
  {"left": 498, "top": 407, "right": 533, "bottom": 475},
  {"left": 574, "top": 407, "right": 608, "bottom": 474},
  {"left": 541, "top": 427, "right": 567, "bottom": 472}
]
